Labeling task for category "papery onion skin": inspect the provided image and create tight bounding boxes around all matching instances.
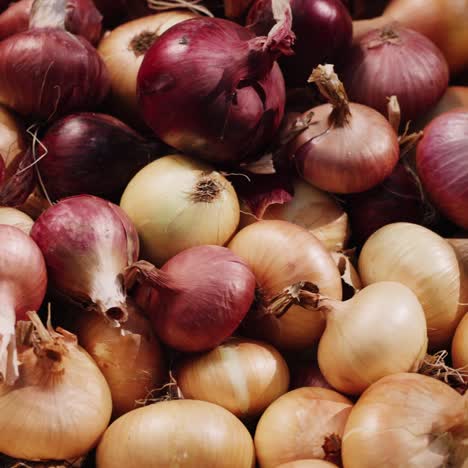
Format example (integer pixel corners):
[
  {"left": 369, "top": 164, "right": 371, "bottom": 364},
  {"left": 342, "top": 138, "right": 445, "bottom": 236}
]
[
  {"left": 341, "top": 25, "right": 449, "bottom": 123},
  {"left": 137, "top": 17, "right": 288, "bottom": 164},
  {"left": 255, "top": 387, "right": 353, "bottom": 468},
  {"left": 30, "top": 195, "right": 139, "bottom": 322},
  {"left": 342, "top": 373, "right": 467, "bottom": 468},
  {"left": 37, "top": 113, "right": 162, "bottom": 202},
  {"left": 291, "top": 103, "right": 399, "bottom": 194},
  {"left": 176, "top": 338, "right": 290, "bottom": 418},
  {"left": 359, "top": 223, "right": 468, "bottom": 349},
  {"left": 0, "top": 28, "right": 109, "bottom": 119},
  {"left": 96, "top": 400, "right": 256, "bottom": 468},
  {"left": 277, "top": 462, "right": 338, "bottom": 468},
  {"left": 0, "top": 0, "right": 33, "bottom": 41},
  {"left": 416, "top": 109, "right": 468, "bottom": 230},
  {"left": 246, "top": 0, "right": 352, "bottom": 87},
  {"left": 98, "top": 11, "right": 198, "bottom": 127},
  {"left": 134, "top": 245, "right": 256, "bottom": 353},
  {"left": 0, "top": 207, "right": 34, "bottom": 234},
  {"left": 0, "top": 320, "right": 112, "bottom": 460},
  {"left": 452, "top": 313, "right": 468, "bottom": 370},
  {"left": 228, "top": 220, "right": 342, "bottom": 350},
  {"left": 318, "top": 281, "right": 428, "bottom": 395},
  {"left": 120, "top": 154, "right": 240, "bottom": 266}
]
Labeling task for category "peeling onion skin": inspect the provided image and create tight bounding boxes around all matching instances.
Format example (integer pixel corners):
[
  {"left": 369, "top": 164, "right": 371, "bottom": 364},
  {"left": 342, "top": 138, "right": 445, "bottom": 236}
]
[
  {"left": 96, "top": 400, "right": 256, "bottom": 468},
  {"left": 0, "top": 28, "right": 110, "bottom": 119},
  {"left": 359, "top": 223, "right": 468, "bottom": 350},
  {"left": 342, "top": 373, "right": 467, "bottom": 468},
  {"left": 416, "top": 109, "right": 468, "bottom": 230},
  {"left": 341, "top": 25, "right": 449, "bottom": 123}
]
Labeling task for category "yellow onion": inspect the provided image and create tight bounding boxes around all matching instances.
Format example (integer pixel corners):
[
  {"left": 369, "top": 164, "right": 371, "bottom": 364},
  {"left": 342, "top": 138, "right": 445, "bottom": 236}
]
[
  {"left": 120, "top": 154, "right": 240, "bottom": 266},
  {"left": 277, "top": 462, "right": 338, "bottom": 468},
  {"left": 316, "top": 282, "right": 428, "bottom": 395},
  {"left": 74, "top": 302, "right": 166, "bottom": 418},
  {"left": 342, "top": 373, "right": 468, "bottom": 468},
  {"left": 228, "top": 220, "right": 342, "bottom": 351},
  {"left": 239, "top": 178, "right": 350, "bottom": 251},
  {"left": 452, "top": 313, "right": 468, "bottom": 370},
  {"left": 0, "top": 207, "right": 33, "bottom": 234},
  {"left": 98, "top": 11, "right": 197, "bottom": 126},
  {"left": 359, "top": 223, "right": 468, "bottom": 349},
  {"left": 96, "top": 399, "right": 256, "bottom": 467},
  {"left": 0, "top": 313, "right": 112, "bottom": 461},
  {"left": 176, "top": 338, "right": 290, "bottom": 419},
  {"left": 255, "top": 387, "right": 353, "bottom": 468}
]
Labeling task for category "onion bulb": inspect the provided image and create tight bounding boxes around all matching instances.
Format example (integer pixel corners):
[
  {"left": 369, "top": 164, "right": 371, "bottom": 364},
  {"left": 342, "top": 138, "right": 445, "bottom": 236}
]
[
  {"left": 358, "top": 223, "right": 468, "bottom": 349},
  {"left": 98, "top": 11, "right": 198, "bottom": 126},
  {"left": 176, "top": 338, "right": 290, "bottom": 419},
  {"left": 0, "top": 313, "right": 112, "bottom": 461},
  {"left": 452, "top": 313, "right": 468, "bottom": 371},
  {"left": 238, "top": 177, "right": 350, "bottom": 251},
  {"left": 120, "top": 154, "right": 240, "bottom": 266},
  {"left": 312, "top": 281, "right": 428, "bottom": 395},
  {"left": 277, "top": 462, "right": 338, "bottom": 468},
  {"left": 228, "top": 220, "right": 342, "bottom": 350},
  {"left": 342, "top": 373, "right": 468, "bottom": 468},
  {"left": 255, "top": 387, "right": 353, "bottom": 467},
  {"left": 74, "top": 301, "right": 166, "bottom": 418},
  {"left": 0, "top": 207, "right": 34, "bottom": 234},
  {"left": 96, "top": 399, "right": 256, "bottom": 468}
]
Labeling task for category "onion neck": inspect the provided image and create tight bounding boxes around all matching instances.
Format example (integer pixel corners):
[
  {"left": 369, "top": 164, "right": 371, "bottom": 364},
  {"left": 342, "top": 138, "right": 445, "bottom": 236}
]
[
  {"left": 308, "top": 64, "right": 351, "bottom": 128},
  {"left": 29, "top": 0, "right": 68, "bottom": 30},
  {"left": 124, "top": 260, "right": 179, "bottom": 293}
]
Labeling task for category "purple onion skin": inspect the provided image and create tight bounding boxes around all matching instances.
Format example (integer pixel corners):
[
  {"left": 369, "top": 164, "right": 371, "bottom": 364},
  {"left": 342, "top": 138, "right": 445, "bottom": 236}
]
[
  {"left": 247, "top": 0, "right": 352, "bottom": 87},
  {"left": 0, "top": 0, "right": 33, "bottom": 41},
  {"left": 417, "top": 109, "right": 468, "bottom": 230},
  {"left": 0, "top": 28, "right": 109, "bottom": 120},
  {"left": 60, "top": 0, "right": 103, "bottom": 44},
  {"left": 38, "top": 113, "right": 162, "bottom": 202},
  {"left": 347, "top": 162, "right": 425, "bottom": 246},
  {"left": 138, "top": 17, "right": 286, "bottom": 165},
  {"left": 135, "top": 245, "right": 256, "bottom": 353},
  {"left": 340, "top": 25, "right": 449, "bottom": 123}
]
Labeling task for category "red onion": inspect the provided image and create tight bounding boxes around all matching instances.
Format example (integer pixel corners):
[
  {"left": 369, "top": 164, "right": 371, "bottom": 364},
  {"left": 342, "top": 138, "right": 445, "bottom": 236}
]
[
  {"left": 128, "top": 245, "right": 256, "bottom": 352},
  {"left": 340, "top": 24, "right": 449, "bottom": 123},
  {"left": 416, "top": 109, "right": 468, "bottom": 230},
  {"left": 0, "top": 225, "right": 47, "bottom": 384},
  {"left": 284, "top": 64, "right": 399, "bottom": 194},
  {"left": 0, "top": 0, "right": 33, "bottom": 41},
  {"left": 137, "top": 1, "right": 294, "bottom": 164},
  {"left": 0, "top": 28, "right": 109, "bottom": 120},
  {"left": 30, "top": 195, "right": 139, "bottom": 324},
  {"left": 37, "top": 113, "right": 163, "bottom": 202},
  {"left": 246, "top": 0, "right": 352, "bottom": 87},
  {"left": 347, "top": 162, "right": 425, "bottom": 245},
  {"left": 0, "top": 156, "right": 4, "bottom": 183},
  {"left": 288, "top": 358, "right": 333, "bottom": 391}
]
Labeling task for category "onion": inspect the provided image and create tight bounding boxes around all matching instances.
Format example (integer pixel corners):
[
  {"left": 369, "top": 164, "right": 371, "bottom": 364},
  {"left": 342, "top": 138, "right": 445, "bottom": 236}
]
[
  {"left": 452, "top": 313, "right": 468, "bottom": 371},
  {"left": 175, "top": 337, "right": 290, "bottom": 419},
  {"left": 120, "top": 154, "right": 240, "bottom": 266},
  {"left": 137, "top": 1, "right": 294, "bottom": 164},
  {"left": 255, "top": 387, "right": 353, "bottom": 467},
  {"left": 288, "top": 357, "right": 333, "bottom": 391},
  {"left": 0, "top": 0, "right": 33, "bottom": 41},
  {"left": 98, "top": 11, "right": 198, "bottom": 127},
  {"left": 0, "top": 207, "right": 34, "bottom": 234},
  {"left": 128, "top": 245, "right": 256, "bottom": 352},
  {"left": 354, "top": 0, "right": 468, "bottom": 74},
  {"left": 0, "top": 28, "right": 109, "bottom": 120},
  {"left": 237, "top": 175, "right": 350, "bottom": 251},
  {"left": 309, "top": 281, "right": 428, "bottom": 395},
  {"left": 0, "top": 313, "right": 112, "bottom": 461},
  {"left": 225, "top": 0, "right": 254, "bottom": 19},
  {"left": 30, "top": 195, "right": 139, "bottom": 324},
  {"left": 228, "top": 220, "right": 342, "bottom": 350},
  {"left": 416, "top": 109, "right": 468, "bottom": 230},
  {"left": 342, "top": 373, "right": 468, "bottom": 468},
  {"left": 74, "top": 301, "right": 166, "bottom": 418},
  {"left": 341, "top": 24, "right": 449, "bottom": 124},
  {"left": 37, "top": 113, "right": 162, "bottom": 202},
  {"left": 277, "top": 462, "right": 338, "bottom": 468},
  {"left": 284, "top": 64, "right": 399, "bottom": 194},
  {"left": 0, "top": 154, "right": 4, "bottom": 182},
  {"left": 0, "top": 225, "right": 47, "bottom": 385},
  {"left": 246, "top": 0, "right": 352, "bottom": 87},
  {"left": 347, "top": 161, "right": 425, "bottom": 245},
  {"left": 96, "top": 399, "right": 256, "bottom": 468},
  {"left": 358, "top": 223, "right": 468, "bottom": 349},
  {"left": 0, "top": 105, "right": 26, "bottom": 169}
]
